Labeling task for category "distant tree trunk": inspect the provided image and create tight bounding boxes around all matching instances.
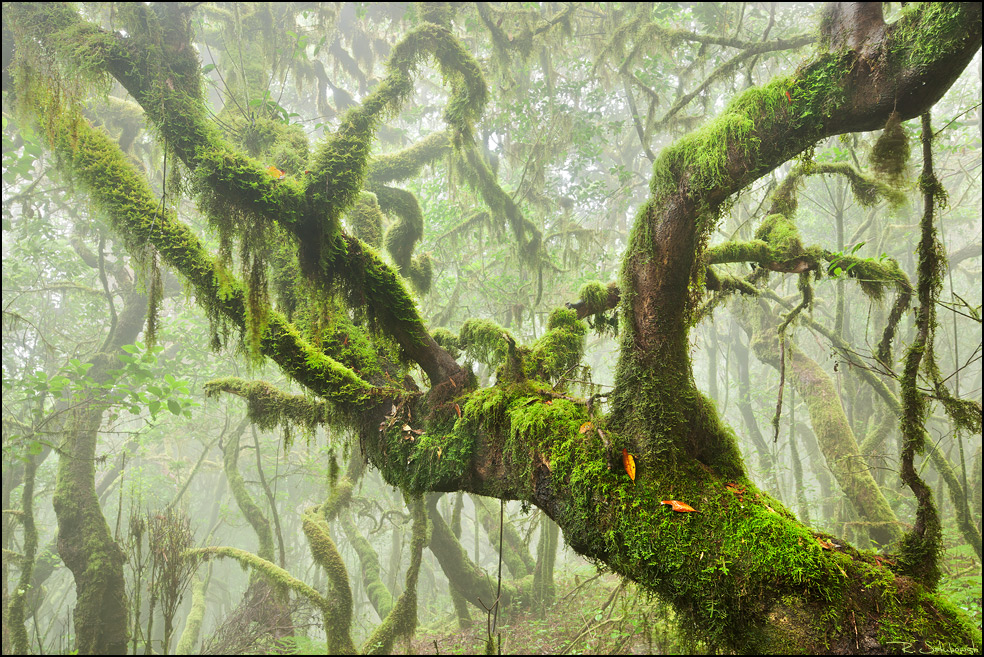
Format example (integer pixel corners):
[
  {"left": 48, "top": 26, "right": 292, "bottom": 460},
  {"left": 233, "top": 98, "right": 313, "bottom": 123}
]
[
  {"left": 474, "top": 496, "right": 534, "bottom": 578},
  {"left": 531, "top": 514, "right": 558, "bottom": 614},
  {"left": 53, "top": 287, "right": 145, "bottom": 655},
  {"left": 447, "top": 492, "right": 473, "bottom": 628},
  {"left": 738, "top": 297, "right": 902, "bottom": 545},
  {"left": 205, "top": 418, "right": 292, "bottom": 652}
]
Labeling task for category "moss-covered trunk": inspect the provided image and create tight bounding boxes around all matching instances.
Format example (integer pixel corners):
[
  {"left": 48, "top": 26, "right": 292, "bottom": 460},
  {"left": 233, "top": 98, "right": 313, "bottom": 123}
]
[
  {"left": 55, "top": 401, "right": 130, "bottom": 655},
  {"left": 739, "top": 298, "right": 902, "bottom": 546},
  {"left": 425, "top": 493, "right": 534, "bottom": 612},
  {"left": 53, "top": 286, "right": 145, "bottom": 655}
]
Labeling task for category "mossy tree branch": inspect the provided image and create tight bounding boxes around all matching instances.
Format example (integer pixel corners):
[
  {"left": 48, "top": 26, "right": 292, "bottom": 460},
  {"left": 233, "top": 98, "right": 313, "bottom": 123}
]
[
  {"left": 6, "top": 2, "right": 471, "bottom": 386},
  {"left": 12, "top": 84, "right": 390, "bottom": 411},
  {"left": 361, "top": 495, "right": 428, "bottom": 655}
]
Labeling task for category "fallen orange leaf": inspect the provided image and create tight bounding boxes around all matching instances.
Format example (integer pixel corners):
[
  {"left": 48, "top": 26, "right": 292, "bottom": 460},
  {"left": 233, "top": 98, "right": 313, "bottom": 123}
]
[
  {"left": 579, "top": 421, "right": 593, "bottom": 434},
  {"left": 622, "top": 448, "right": 636, "bottom": 482},
  {"left": 661, "top": 500, "right": 698, "bottom": 513},
  {"left": 266, "top": 165, "right": 286, "bottom": 179}
]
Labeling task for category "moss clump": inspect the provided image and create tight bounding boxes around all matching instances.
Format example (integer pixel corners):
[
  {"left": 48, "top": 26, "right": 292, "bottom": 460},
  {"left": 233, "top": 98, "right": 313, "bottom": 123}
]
[
  {"left": 346, "top": 192, "right": 384, "bottom": 249},
  {"left": 754, "top": 214, "right": 803, "bottom": 260},
  {"left": 528, "top": 308, "right": 587, "bottom": 382},
  {"left": 431, "top": 328, "right": 461, "bottom": 358},
  {"left": 869, "top": 112, "right": 910, "bottom": 187},
  {"left": 223, "top": 113, "right": 310, "bottom": 175},
  {"left": 458, "top": 319, "right": 512, "bottom": 369},
  {"left": 579, "top": 281, "right": 609, "bottom": 310}
]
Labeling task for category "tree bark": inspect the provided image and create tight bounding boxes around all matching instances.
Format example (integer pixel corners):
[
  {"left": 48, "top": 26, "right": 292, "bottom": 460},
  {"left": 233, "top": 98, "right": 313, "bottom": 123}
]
[{"left": 53, "top": 286, "right": 145, "bottom": 655}]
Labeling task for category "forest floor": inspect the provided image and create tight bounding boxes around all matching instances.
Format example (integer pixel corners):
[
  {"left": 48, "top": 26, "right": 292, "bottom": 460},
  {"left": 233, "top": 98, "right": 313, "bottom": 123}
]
[
  {"left": 404, "top": 536, "right": 982, "bottom": 655},
  {"left": 409, "top": 571, "right": 677, "bottom": 655}
]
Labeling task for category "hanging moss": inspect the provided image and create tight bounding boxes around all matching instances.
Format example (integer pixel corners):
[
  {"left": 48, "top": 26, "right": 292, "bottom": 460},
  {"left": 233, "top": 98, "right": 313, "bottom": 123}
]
[
  {"left": 771, "top": 161, "right": 906, "bottom": 217},
  {"left": 458, "top": 319, "right": 513, "bottom": 369},
  {"left": 823, "top": 252, "right": 911, "bottom": 302},
  {"left": 9, "top": 2, "right": 483, "bottom": 385},
  {"left": 455, "top": 145, "right": 543, "bottom": 269},
  {"left": 869, "top": 112, "right": 910, "bottom": 187},
  {"left": 205, "top": 378, "right": 337, "bottom": 445}
]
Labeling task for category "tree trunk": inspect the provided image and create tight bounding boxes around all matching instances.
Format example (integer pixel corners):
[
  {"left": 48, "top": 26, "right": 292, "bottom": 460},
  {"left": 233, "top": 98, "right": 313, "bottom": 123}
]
[{"left": 53, "top": 286, "right": 145, "bottom": 655}]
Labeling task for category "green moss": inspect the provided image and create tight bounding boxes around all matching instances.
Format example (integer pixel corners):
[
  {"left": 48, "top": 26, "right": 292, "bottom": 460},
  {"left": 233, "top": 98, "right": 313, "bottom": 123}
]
[
  {"left": 455, "top": 145, "right": 542, "bottom": 268},
  {"left": 345, "top": 192, "right": 384, "bottom": 249},
  {"left": 649, "top": 79, "right": 788, "bottom": 204},
  {"left": 706, "top": 240, "right": 777, "bottom": 269},
  {"left": 187, "top": 545, "right": 350, "bottom": 653},
  {"left": 458, "top": 319, "right": 512, "bottom": 369},
  {"left": 376, "top": 184, "right": 432, "bottom": 293},
  {"left": 205, "top": 378, "right": 337, "bottom": 445},
  {"left": 755, "top": 214, "right": 803, "bottom": 260},
  {"left": 578, "top": 281, "right": 609, "bottom": 311},
  {"left": 824, "top": 252, "right": 910, "bottom": 301},
  {"left": 174, "top": 576, "right": 206, "bottom": 655},
  {"left": 362, "top": 495, "right": 428, "bottom": 654},
  {"left": 869, "top": 112, "right": 910, "bottom": 187},
  {"left": 431, "top": 328, "right": 461, "bottom": 358},
  {"left": 339, "top": 509, "right": 394, "bottom": 620},
  {"left": 527, "top": 308, "right": 587, "bottom": 382},
  {"left": 302, "top": 509, "right": 357, "bottom": 654},
  {"left": 368, "top": 130, "right": 452, "bottom": 184},
  {"left": 221, "top": 426, "right": 275, "bottom": 563}
]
